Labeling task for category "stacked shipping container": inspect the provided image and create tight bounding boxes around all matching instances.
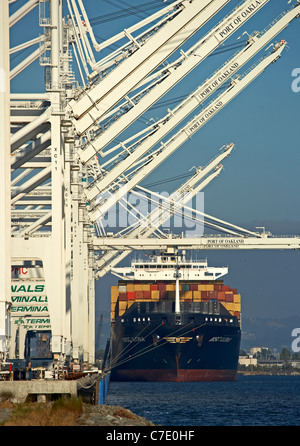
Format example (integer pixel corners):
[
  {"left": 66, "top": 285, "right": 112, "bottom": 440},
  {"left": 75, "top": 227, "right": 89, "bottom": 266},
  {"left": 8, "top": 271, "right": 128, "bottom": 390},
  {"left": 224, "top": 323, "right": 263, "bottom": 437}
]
[{"left": 111, "top": 281, "right": 241, "bottom": 321}]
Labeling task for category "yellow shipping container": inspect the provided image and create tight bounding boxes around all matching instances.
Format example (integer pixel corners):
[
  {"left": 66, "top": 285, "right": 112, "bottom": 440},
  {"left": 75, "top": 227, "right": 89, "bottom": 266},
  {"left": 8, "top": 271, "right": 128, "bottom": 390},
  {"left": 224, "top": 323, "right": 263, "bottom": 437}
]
[
  {"left": 118, "top": 301, "right": 127, "bottom": 317},
  {"left": 198, "top": 285, "right": 206, "bottom": 291},
  {"left": 206, "top": 284, "right": 214, "bottom": 291},
  {"left": 142, "top": 284, "right": 150, "bottom": 291},
  {"left": 111, "top": 286, "right": 119, "bottom": 302},
  {"left": 151, "top": 290, "right": 160, "bottom": 301},
  {"left": 224, "top": 302, "right": 235, "bottom": 312},
  {"left": 181, "top": 291, "right": 193, "bottom": 301},
  {"left": 134, "top": 284, "right": 143, "bottom": 291},
  {"left": 193, "top": 291, "right": 201, "bottom": 301},
  {"left": 233, "top": 303, "right": 241, "bottom": 312},
  {"left": 234, "top": 294, "right": 241, "bottom": 303},
  {"left": 127, "top": 283, "right": 135, "bottom": 292},
  {"left": 166, "top": 284, "right": 175, "bottom": 291}
]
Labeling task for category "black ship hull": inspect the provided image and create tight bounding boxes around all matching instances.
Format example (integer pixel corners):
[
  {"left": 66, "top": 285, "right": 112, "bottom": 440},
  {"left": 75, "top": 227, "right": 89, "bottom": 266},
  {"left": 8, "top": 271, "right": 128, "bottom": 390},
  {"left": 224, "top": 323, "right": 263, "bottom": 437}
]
[{"left": 110, "top": 301, "right": 241, "bottom": 382}]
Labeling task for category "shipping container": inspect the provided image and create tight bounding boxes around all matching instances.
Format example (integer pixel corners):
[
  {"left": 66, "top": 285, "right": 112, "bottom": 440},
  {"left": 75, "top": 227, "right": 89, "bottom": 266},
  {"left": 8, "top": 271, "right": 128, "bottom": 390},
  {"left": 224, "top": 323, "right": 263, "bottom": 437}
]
[
  {"left": 208, "top": 291, "right": 218, "bottom": 299},
  {"left": 201, "top": 291, "right": 209, "bottom": 301},
  {"left": 151, "top": 290, "right": 160, "bottom": 300},
  {"left": 127, "top": 291, "right": 135, "bottom": 301},
  {"left": 233, "top": 294, "right": 241, "bottom": 303},
  {"left": 168, "top": 291, "right": 175, "bottom": 301},
  {"left": 135, "top": 291, "right": 143, "bottom": 301},
  {"left": 225, "top": 293, "right": 233, "bottom": 302},
  {"left": 119, "top": 292, "right": 127, "bottom": 301},
  {"left": 111, "top": 286, "right": 119, "bottom": 301},
  {"left": 193, "top": 291, "right": 201, "bottom": 301},
  {"left": 160, "top": 290, "right": 167, "bottom": 299},
  {"left": 143, "top": 290, "right": 151, "bottom": 300},
  {"left": 127, "top": 283, "right": 135, "bottom": 292},
  {"left": 217, "top": 291, "right": 225, "bottom": 301},
  {"left": 150, "top": 284, "right": 158, "bottom": 291}
]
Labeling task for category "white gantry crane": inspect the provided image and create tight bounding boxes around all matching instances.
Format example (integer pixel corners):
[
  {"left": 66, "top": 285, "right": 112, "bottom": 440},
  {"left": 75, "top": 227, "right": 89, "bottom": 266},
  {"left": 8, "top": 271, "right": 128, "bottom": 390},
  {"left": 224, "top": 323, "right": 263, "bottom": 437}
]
[{"left": 1, "top": 0, "right": 300, "bottom": 367}]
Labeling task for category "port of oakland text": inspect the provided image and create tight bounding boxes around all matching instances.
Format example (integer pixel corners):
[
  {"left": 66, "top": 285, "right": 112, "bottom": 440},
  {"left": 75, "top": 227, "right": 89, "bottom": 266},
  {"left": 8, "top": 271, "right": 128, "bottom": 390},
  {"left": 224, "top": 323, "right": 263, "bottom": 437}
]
[
  {"left": 204, "top": 239, "right": 245, "bottom": 249},
  {"left": 189, "top": 101, "right": 223, "bottom": 134},
  {"left": 198, "top": 62, "right": 239, "bottom": 101},
  {"left": 218, "top": 0, "right": 267, "bottom": 40}
]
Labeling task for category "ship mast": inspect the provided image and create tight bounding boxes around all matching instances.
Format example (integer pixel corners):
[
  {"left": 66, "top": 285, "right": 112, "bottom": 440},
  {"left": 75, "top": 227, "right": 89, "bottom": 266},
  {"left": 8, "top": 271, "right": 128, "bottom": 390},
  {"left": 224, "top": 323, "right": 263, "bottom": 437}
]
[{"left": 175, "top": 250, "right": 181, "bottom": 314}]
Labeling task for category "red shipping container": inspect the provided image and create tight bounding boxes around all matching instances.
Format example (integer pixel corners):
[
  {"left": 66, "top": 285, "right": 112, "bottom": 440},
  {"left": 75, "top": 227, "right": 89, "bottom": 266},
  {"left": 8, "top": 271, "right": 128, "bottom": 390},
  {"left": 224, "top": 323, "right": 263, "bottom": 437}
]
[
  {"left": 217, "top": 292, "right": 225, "bottom": 301},
  {"left": 127, "top": 291, "right": 135, "bottom": 301},
  {"left": 234, "top": 311, "right": 240, "bottom": 318},
  {"left": 158, "top": 283, "right": 166, "bottom": 291},
  {"left": 150, "top": 284, "right": 158, "bottom": 290},
  {"left": 225, "top": 293, "right": 233, "bottom": 302},
  {"left": 190, "top": 284, "right": 198, "bottom": 291},
  {"left": 214, "top": 284, "right": 222, "bottom": 291},
  {"left": 135, "top": 291, "right": 143, "bottom": 300},
  {"left": 119, "top": 292, "right": 127, "bottom": 301},
  {"left": 222, "top": 285, "right": 230, "bottom": 291},
  {"left": 201, "top": 291, "right": 209, "bottom": 301},
  {"left": 208, "top": 291, "right": 218, "bottom": 299},
  {"left": 143, "top": 291, "right": 151, "bottom": 300},
  {"left": 231, "top": 288, "right": 237, "bottom": 294}
]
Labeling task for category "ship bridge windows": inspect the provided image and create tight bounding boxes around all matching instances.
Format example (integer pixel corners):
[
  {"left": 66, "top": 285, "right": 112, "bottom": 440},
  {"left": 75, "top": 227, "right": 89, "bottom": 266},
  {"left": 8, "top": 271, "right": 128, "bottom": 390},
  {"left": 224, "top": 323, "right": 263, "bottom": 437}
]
[{"left": 204, "top": 272, "right": 214, "bottom": 276}]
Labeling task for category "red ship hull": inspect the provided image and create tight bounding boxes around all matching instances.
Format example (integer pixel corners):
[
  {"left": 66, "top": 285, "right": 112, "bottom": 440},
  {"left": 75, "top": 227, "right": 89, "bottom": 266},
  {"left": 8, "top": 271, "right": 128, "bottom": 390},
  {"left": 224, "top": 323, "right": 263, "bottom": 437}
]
[{"left": 112, "top": 368, "right": 237, "bottom": 382}]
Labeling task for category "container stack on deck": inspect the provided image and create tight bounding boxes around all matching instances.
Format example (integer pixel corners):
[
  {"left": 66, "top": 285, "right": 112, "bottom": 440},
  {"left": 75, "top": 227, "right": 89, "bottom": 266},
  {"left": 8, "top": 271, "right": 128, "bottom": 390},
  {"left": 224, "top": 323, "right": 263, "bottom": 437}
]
[{"left": 111, "top": 281, "right": 241, "bottom": 321}]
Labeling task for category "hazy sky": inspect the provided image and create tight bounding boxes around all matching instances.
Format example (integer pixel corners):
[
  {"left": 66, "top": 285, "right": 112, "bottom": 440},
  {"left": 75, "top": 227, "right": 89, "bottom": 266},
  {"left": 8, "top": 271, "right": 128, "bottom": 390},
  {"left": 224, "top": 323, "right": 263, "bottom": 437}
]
[{"left": 9, "top": 0, "right": 300, "bottom": 326}]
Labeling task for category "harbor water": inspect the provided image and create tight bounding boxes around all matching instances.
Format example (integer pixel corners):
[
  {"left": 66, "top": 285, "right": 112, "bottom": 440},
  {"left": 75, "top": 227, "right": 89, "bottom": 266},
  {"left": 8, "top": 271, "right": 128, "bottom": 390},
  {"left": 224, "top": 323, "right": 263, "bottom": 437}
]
[{"left": 105, "top": 375, "right": 300, "bottom": 426}]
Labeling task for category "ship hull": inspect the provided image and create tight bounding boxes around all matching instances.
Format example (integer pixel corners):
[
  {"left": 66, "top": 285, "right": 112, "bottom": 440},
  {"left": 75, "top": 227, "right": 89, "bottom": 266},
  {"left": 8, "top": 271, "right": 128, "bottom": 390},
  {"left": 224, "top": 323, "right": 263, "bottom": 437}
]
[
  {"left": 110, "top": 301, "right": 241, "bottom": 382},
  {"left": 112, "top": 369, "right": 237, "bottom": 382}
]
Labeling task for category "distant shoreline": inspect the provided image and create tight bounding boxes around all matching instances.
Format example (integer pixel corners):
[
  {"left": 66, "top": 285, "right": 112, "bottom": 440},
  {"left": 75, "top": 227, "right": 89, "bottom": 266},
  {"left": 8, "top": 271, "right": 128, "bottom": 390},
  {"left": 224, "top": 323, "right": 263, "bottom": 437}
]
[{"left": 238, "top": 371, "right": 300, "bottom": 376}]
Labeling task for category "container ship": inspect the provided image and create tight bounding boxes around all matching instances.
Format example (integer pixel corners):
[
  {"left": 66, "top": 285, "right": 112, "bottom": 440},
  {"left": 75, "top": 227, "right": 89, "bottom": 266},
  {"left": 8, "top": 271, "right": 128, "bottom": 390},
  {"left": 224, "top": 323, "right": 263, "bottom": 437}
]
[{"left": 108, "top": 249, "right": 241, "bottom": 382}]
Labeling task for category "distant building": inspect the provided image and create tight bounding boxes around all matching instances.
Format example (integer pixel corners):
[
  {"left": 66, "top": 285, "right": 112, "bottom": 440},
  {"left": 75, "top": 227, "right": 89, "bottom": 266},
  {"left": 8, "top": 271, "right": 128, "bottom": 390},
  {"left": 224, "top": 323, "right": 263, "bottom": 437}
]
[
  {"left": 239, "top": 356, "right": 257, "bottom": 367},
  {"left": 250, "top": 347, "right": 269, "bottom": 356},
  {"left": 291, "top": 360, "right": 300, "bottom": 370}
]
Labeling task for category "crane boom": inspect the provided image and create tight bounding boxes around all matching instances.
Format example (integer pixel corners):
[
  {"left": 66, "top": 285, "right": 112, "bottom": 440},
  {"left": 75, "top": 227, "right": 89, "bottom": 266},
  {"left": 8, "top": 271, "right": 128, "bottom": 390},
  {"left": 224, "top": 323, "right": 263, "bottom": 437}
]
[
  {"left": 77, "top": 0, "right": 270, "bottom": 163},
  {"left": 95, "top": 144, "right": 233, "bottom": 276},
  {"left": 88, "top": 42, "right": 286, "bottom": 223},
  {"left": 81, "top": 1, "right": 300, "bottom": 176},
  {"left": 93, "top": 236, "right": 300, "bottom": 252},
  {"left": 69, "top": 0, "right": 232, "bottom": 130}
]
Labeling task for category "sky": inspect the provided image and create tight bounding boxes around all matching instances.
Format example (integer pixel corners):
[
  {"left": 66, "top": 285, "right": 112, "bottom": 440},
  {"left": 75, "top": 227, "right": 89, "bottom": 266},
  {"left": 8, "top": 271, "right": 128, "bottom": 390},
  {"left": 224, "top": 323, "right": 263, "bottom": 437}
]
[{"left": 9, "top": 0, "right": 300, "bottom": 348}]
